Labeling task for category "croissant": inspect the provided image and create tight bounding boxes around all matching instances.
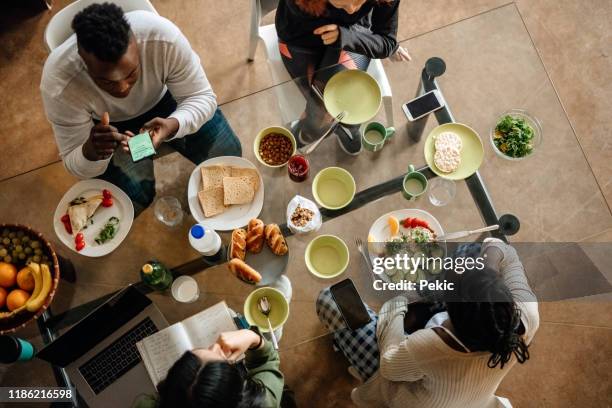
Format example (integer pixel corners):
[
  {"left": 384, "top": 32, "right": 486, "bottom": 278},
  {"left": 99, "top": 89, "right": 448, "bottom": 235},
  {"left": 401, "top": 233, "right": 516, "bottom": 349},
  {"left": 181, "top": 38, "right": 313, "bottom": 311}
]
[
  {"left": 228, "top": 258, "right": 261, "bottom": 284},
  {"left": 230, "top": 228, "right": 247, "bottom": 261},
  {"left": 264, "top": 224, "right": 288, "bottom": 256},
  {"left": 246, "top": 218, "right": 265, "bottom": 254}
]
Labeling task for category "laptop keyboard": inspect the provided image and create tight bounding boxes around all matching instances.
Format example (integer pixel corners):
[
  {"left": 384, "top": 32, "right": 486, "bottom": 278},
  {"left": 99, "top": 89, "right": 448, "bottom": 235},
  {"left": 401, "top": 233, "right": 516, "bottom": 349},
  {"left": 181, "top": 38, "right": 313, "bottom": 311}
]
[{"left": 78, "top": 317, "right": 158, "bottom": 394}]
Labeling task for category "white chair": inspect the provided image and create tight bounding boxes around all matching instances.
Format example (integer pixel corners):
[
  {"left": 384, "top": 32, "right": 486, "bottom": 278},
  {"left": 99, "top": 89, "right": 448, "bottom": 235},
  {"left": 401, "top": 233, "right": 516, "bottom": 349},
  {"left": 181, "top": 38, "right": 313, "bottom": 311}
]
[
  {"left": 496, "top": 396, "right": 513, "bottom": 407},
  {"left": 248, "top": 0, "right": 394, "bottom": 126},
  {"left": 44, "top": 0, "right": 158, "bottom": 52}
]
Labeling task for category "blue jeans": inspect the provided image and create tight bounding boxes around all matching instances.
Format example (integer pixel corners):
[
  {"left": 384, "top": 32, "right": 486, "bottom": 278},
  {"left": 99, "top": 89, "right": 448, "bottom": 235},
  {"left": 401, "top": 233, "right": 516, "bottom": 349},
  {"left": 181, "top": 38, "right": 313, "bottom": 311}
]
[{"left": 98, "top": 92, "right": 242, "bottom": 216}]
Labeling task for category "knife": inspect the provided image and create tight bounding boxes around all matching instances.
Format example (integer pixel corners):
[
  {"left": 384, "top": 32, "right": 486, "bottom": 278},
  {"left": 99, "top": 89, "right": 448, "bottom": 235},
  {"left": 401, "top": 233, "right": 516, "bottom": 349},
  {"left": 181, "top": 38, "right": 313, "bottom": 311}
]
[{"left": 437, "top": 224, "right": 500, "bottom": 241}]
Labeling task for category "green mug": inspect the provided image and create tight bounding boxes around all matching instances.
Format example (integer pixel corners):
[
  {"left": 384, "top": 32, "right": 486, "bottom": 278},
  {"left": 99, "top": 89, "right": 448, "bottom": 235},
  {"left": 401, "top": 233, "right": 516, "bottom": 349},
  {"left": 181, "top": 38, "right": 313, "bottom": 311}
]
[
  {"left": 402, "top": 165, "right": 428, "bottom": 200},
  {"left": 361, "top": 122, "right": 395, "bottom": 152}
]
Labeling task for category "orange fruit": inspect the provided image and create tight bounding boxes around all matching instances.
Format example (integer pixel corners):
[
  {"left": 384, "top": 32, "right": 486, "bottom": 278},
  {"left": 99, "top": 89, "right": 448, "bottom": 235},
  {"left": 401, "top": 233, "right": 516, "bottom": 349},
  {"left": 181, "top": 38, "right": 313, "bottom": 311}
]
[
  {"left": 0, "top": 262, "right": 17, "bottom": 288},
  {"left": 16, "top": 267, "right": 35, "bottom": 291},
  {"left": 388, "top": 216, "right": 400, "bottom": 237},
  {"left": 0, "top": 287, "right": 7, "bottom": 309},
  {"left": 6, "top": 289, "right": 30, "bottom": 311}
]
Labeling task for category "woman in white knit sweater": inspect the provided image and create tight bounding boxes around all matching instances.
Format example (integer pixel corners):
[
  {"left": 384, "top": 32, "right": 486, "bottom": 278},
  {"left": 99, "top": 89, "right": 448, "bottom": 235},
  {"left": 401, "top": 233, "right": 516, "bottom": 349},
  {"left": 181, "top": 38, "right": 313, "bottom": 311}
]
[{"left": 316, "top": 239, "right": 539, "bottom": 407}]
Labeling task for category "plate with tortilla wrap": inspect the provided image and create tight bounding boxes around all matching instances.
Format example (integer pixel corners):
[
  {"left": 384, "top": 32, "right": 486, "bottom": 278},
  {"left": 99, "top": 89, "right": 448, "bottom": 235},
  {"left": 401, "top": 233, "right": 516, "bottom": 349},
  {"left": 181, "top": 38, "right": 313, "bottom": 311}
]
[
  {"left": 53, "top": 179, "right": 134, "bottom": 257},
  {"left": 188, "top": 156, "right": 264, "bottom": 230}
]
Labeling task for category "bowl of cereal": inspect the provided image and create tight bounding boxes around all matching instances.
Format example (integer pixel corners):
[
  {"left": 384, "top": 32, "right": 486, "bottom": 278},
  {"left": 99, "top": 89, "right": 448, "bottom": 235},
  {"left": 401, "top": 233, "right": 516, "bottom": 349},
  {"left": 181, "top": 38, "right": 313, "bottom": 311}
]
[{"left": 254, "top": 127, "right": 297, "bottom": 168}]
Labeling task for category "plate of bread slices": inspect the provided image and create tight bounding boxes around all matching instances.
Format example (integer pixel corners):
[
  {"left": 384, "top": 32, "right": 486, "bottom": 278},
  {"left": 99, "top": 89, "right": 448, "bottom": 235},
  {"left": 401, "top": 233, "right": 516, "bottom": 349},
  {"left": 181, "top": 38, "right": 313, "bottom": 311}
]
[
  {"left": 53, "top": 180, "right": 134, "bottom": 257},
  {"left": 188, "top": 156, "right": 264, "bottom": 231},
  {"left": 227, "top": 218, "right": 289, "bottom": 286}
]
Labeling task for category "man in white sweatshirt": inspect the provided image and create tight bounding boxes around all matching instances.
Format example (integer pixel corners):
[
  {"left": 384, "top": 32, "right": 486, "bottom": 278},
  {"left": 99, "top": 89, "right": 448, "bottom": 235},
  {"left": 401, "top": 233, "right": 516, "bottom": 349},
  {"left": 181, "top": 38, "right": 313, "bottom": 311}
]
[{"left": 41, "top": 3, "right": 241, "bottom": 214}]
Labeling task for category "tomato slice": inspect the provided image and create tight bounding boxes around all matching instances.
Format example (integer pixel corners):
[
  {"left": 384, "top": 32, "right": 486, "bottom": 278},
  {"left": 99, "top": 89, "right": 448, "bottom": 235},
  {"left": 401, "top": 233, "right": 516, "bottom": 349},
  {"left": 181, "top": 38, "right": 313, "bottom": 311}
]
[
  {"left": 102, "top": 189, "right": 112, "bottom": 199},
  {"left": 75, "top": 241, "right": 85, "bottom": 251},
  {"left": 102, "top": 197, "right": 113, "bottom": 207}
]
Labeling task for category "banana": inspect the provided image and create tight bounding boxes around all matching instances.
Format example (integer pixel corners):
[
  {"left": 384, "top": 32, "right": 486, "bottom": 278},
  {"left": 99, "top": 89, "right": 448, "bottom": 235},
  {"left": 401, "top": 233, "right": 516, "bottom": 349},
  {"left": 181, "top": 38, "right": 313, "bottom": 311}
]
[
  {"left": 26, "top": 263, "right": 52, "bottom": 312},
  {"left": 26, "top": 262, "right": 42, "bottom": 301}
]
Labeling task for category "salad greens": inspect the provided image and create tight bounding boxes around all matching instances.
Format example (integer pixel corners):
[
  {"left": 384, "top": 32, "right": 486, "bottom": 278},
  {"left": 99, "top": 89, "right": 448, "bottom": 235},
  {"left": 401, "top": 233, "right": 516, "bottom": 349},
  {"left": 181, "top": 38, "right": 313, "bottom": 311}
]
[
  {"left": 95, "top": 217, "right": 120, "bottom": 244},
  {"left": 493, "top": 115, "right": 535, "bottom": 158}
]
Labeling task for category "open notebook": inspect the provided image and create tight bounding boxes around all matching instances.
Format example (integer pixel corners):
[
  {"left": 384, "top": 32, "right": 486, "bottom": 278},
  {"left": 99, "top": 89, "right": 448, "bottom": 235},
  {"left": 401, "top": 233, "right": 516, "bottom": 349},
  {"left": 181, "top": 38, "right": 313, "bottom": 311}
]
[{"left": 136, "top": 301, "right": 237, "bottom": 385}]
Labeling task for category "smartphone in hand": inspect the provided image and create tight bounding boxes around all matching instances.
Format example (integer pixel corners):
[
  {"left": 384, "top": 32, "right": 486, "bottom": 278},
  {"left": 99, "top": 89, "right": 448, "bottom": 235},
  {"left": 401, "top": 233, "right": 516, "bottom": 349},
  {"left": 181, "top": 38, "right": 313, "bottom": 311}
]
[{"left": 127, "top": 132, "right": 156, "bottom": 162}]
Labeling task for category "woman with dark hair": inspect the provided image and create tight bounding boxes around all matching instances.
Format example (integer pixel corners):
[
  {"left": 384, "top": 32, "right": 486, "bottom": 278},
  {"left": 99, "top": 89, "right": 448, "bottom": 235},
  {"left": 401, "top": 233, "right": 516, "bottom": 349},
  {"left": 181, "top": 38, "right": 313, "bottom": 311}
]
[
  {"left": 275, "top": 0, "right": 410, "bottom": 155},
  {"left": 157, "top": 329, "right": 284, "bottom": 408},
  {"left": 316, "top": 239, "right": 539, "bottom": 407}
]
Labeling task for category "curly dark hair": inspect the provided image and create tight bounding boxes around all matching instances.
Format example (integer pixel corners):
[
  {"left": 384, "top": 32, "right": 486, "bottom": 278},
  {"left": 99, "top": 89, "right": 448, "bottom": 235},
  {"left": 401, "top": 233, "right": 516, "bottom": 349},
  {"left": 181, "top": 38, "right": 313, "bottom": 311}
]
[
  {"left": 72, "top": 3, "right": 131, "bottom": 62},
  {"left": 445, "top": 267, "right": 530, "bottom": 369}
]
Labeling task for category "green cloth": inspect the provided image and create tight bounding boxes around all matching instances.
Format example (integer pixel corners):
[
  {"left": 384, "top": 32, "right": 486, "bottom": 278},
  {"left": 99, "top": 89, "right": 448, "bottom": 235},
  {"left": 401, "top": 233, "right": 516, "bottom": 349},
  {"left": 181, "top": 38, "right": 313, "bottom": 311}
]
[{"left": 245, "top": 341, "right": 285, "bottom": 408}]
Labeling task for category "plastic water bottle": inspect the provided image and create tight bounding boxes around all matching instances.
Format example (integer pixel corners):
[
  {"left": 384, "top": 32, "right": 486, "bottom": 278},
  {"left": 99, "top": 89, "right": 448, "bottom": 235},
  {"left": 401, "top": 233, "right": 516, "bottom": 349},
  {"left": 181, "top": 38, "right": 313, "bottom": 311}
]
[{"left": 189, "top": 224, "right": 224, "bottom": 262}]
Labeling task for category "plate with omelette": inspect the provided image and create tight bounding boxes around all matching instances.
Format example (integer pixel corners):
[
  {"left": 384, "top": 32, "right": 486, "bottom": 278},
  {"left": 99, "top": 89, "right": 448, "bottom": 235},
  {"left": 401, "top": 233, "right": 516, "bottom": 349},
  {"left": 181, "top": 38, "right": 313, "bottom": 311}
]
[
  {"left": 187, "top": 156, "right": 264, "bottom": 231},
  {"left": 424, "top": 123, "right": 484, "bottom": 180}
]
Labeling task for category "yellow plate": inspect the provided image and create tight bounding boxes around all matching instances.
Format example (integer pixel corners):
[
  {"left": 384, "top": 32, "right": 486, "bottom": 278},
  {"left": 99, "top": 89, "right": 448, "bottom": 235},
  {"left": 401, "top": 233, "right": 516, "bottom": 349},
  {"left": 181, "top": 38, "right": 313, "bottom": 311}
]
[
  {"left": 324, "top": 70, "right": 381, "bottom": 125},
  {"left": 424, "top": 123, "right": 484, "bottom": 180}
]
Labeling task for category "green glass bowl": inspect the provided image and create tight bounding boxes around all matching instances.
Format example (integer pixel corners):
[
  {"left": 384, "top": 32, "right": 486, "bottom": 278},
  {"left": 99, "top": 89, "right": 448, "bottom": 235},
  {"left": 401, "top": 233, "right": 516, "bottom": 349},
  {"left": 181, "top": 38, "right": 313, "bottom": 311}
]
[
  {"left": 312, "top": 167, "right": 356, "bottom": 210},
  {"left": 253, "top": 126, "right": 297, "bottom": 168},
  {"left": 243, "top": 287, "right": 289, "bottom": 332},
  {"left": 305, "top": 235, "right": 349, "bottom": 279}
]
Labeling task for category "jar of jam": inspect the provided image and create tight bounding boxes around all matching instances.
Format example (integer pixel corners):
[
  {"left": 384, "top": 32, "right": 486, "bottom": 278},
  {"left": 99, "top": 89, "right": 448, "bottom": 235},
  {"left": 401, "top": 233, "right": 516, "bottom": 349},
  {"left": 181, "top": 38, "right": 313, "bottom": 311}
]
[{"left": 288, "top": 155, "right": 309, "bottom": 182}]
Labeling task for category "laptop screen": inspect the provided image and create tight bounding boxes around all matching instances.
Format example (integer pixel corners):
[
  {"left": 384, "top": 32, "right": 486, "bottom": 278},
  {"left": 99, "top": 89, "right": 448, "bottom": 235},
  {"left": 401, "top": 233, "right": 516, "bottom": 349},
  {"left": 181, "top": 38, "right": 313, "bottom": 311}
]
[{"left": 37, "top": 285, "right": 151, "bottom": 367}]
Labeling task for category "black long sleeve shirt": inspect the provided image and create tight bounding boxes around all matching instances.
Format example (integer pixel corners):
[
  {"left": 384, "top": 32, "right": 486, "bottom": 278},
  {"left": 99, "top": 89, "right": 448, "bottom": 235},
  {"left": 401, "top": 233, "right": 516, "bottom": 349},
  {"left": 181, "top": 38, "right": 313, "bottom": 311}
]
[{"left": 275, "top": 0, "right": 400, "bottom": 59}]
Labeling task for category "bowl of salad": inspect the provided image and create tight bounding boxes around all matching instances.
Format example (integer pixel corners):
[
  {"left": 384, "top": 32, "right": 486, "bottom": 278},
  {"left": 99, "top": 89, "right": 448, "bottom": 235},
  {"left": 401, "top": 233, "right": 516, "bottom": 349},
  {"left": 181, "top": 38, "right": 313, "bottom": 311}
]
[{"left": 490, "top": 109, "right": 542, "bottom": 160}]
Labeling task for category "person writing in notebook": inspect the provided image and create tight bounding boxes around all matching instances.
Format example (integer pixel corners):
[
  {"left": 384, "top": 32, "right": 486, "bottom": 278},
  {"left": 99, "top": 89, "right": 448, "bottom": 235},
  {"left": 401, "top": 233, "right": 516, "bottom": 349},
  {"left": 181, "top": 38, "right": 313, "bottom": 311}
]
[
  {"left": 40, "top": 3, "right": 241, "bottom": 215},
  {"left": 157, "top": 329, "right": 284, "bottom": 408}
]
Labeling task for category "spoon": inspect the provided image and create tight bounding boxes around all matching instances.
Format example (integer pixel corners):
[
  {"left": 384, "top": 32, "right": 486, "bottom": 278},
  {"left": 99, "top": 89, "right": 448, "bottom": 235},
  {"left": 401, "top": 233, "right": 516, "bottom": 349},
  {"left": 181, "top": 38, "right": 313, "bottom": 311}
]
[{"left": 257, "top": 296, "right": 279, "bottom": 350}]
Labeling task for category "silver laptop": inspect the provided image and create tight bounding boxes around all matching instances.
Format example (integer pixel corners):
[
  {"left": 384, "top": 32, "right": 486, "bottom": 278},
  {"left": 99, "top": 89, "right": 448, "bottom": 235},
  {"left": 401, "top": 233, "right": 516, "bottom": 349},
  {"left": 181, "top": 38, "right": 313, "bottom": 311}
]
[{"left": 37, "top": 285, "right": 168, "bottom": 407}]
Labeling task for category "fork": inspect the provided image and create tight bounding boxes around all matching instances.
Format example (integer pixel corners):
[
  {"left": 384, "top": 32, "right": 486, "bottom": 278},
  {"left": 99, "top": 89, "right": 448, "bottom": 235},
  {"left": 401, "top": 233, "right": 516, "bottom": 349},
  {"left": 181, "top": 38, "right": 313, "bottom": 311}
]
[
  {"left": 355, "top": 237, "right": 373, "bottom": 271},
  {"left": 299, "top": 111, "right": 346, "bottom": 155}
]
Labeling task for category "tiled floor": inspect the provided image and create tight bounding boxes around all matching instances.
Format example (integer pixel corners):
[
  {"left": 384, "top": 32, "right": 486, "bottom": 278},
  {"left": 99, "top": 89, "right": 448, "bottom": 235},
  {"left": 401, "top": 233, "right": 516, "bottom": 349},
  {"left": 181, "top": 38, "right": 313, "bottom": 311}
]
[{"left": 1, "top": 1, "right": 611, "bottom": 407}]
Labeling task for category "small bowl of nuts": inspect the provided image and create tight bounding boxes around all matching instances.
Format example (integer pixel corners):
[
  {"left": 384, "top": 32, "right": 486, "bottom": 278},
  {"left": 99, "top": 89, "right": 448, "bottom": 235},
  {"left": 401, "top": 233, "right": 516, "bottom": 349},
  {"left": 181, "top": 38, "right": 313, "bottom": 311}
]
[
  {"left": 254, "top": 126, "right": 297, "bottom": 168},
  {"left": 286, "top": 195, "right": 321, "bottom": 234}
]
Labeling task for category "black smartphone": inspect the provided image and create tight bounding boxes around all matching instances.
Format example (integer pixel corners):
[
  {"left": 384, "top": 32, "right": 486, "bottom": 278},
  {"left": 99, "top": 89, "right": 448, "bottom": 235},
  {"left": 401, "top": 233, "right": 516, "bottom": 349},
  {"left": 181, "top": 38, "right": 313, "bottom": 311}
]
[
  {"left": 401, "top": 89, "right": 445, "bottom": 121},
  {"left": 330, "top": 279, "right": 372, "bottom": 331}
]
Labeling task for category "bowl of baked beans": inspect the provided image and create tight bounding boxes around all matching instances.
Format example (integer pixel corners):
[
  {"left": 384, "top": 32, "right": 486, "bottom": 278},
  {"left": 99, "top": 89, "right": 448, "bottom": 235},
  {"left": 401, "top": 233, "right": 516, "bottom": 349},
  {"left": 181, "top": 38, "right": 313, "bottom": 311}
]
[{"left": 254, "top": 126, "right": 297, "bottom": 168}]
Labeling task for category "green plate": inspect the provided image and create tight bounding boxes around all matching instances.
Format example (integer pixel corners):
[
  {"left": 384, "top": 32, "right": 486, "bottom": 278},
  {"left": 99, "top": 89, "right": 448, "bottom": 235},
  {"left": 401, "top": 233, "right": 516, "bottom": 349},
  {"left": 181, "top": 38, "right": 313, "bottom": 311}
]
[
  {"left": 424, "top": 123, "right": 484, "bottom": 180},
  {"left": 323, "top": 70, "right": 381, "bottom": 125}
]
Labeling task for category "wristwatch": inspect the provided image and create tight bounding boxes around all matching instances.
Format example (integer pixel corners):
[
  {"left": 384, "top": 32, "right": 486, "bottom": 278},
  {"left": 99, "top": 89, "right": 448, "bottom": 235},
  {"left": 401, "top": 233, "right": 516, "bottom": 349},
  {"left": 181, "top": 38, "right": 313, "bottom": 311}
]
[{"left": 248, "top": 325, "right": 263, "bottom": 350}]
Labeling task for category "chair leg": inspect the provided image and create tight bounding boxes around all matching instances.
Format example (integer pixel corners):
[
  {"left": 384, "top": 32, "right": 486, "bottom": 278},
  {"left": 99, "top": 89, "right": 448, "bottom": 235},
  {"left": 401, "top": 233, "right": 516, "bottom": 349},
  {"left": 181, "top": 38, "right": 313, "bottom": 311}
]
[
  {"left": 247, "top": 0, "right": 262, "bottom": 62},
  {"left": 383, "top": 95, "right": 394, "bottom": 126},
  {"left": 248, "top": 35, "right": 258, "bottom": 62}
]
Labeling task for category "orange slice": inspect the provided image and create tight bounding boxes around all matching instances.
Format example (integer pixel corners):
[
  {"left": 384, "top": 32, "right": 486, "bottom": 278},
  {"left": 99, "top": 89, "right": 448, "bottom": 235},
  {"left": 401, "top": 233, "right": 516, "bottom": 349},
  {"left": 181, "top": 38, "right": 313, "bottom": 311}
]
[{"left": 388, "top": 216, "right": 400, "bottom": 236}]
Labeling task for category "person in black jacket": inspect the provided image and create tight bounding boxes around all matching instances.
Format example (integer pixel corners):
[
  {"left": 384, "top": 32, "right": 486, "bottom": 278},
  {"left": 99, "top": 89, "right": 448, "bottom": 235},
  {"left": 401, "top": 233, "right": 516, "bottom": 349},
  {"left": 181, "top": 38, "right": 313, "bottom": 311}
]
[{"left": 275, "top": 0, "right": 409, "bottom": 155}]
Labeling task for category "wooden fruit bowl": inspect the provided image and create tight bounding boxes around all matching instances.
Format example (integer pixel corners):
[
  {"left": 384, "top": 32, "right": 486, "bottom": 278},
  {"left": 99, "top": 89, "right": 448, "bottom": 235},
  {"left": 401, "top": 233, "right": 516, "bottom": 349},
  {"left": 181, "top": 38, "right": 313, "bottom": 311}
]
[{"left": 0, "top": 224, "right": 60, "bottom": 334}]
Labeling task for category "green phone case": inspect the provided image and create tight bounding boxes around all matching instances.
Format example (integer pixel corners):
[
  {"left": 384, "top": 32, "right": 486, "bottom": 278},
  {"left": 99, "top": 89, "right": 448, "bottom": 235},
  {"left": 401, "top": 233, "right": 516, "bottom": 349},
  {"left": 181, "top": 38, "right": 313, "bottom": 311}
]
[{"left": 128, "top": 132, "right": 156, "bottom": 162}]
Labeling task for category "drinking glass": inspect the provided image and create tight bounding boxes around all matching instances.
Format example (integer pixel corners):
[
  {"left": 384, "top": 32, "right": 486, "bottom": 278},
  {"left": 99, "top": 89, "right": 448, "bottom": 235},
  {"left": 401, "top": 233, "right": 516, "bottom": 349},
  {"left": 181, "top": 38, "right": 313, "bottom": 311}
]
[
  {"left": 171, "top": 276, "right": 200, "bottom": 303},
  {"left": 154, "top": 196, "right": 184, "bottom": 227},
  {"left": 428, "top": 178, "right": 456, "bottom": 207}
]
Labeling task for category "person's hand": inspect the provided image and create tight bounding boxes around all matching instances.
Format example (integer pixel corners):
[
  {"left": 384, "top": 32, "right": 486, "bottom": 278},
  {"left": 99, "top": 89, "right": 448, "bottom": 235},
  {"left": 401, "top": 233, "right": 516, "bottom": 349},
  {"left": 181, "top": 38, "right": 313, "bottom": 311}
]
[
  {"left": 390, "top": 46, "right": 411, "bottom": 62},
  {"left": 82, "top": 112, "right": 128, "bottom": 161},
  {"left": 120, "top": 130, "right": 135, "bottom": 153},
  {"left": 314, "top": 24, "right": 340, "bottom": 45},
  {"left": 140, "top": 117, "right": 179, "bottom": 149},
  {"left": 216, "top": 329, "right": 262, "bottom": 362}
]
